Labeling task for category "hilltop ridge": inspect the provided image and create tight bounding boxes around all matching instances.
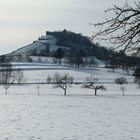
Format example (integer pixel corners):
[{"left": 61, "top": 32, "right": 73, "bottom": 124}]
[{"left": 8, "top": 30, "right": 108, "bottom": 60}]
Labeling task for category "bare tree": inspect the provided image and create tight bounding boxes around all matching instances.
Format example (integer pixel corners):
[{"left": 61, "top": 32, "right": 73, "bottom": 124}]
[
  {"left": 52, "top": 73, "right": 74, "bottom": 95},
  {"left": 14, "top": 68, "right": 24, "bottom": 84},
  {"left": 120, "top": 86, "right": 126, "bottom": 96},
  {"left": 134, "top": 78, "right": 140, "bottom": 88},
  {"left": 0, "top": 63, "right": 15, "bottom": 94},
  {"left": 92, "top": 2, "right": 140, "bottom": 54},
  {"left": 115, "top": 77, "right": 128, "bottom": 96},
  {"left": 82, "top": 75, "right": 106, "bottom": 96}
]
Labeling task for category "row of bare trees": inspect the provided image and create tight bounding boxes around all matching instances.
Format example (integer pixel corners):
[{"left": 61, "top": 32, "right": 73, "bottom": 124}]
[
  {"left": 0, "top": 62, "right": 133, "bottom": 96},
  {"left": 0, "top": 63, "right": 24, "bottom": 94},
  {"left": 46, "top": 73, "right": 129, "bottom": 96}
]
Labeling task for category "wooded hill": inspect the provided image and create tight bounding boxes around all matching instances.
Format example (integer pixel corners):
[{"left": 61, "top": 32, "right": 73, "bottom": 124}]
[{"left": 47, "top": 29, "right": 109, "bottom": 60}]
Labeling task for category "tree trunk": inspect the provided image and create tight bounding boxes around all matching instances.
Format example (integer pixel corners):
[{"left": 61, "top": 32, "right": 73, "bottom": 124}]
[
  {"left": 38, "top": 88, "right": 40, "bottom": 95},
  {"left": 64, "top": 89, "right": 67, "bottom": 95},
  {"left": 123, "top": 91, "right": 124, "bottom": 96},
  {"left": 77, "top": 64, "right": 79, "bottom": 68},
  {"left": 95, "top": 89, "right": 97, "bottom": 96},
  {"left": 5, "top": 89, "right": 8, "bottom": 95}
]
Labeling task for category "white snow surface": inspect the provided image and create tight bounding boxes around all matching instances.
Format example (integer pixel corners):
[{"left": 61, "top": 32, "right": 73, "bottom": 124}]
[
  {"left": 0, "top": 63, "right": 140, "bottom": 140},
  {"left": 12, "top": 63, "right": 134, "bottom": 83},
  {"left": 10, "top": 35, "right": 65, "bottom": 55},
  {"left": 0, "top": 91, "right": 140, "bottom": 140}
]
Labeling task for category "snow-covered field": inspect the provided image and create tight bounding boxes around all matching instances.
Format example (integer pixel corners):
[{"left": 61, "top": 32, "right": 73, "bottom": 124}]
[
  {"left": 0, "top": 63, "right": 140, "bottom": 140},
  {"left": 0, "top": 93, "right": 140, "bottom": 140},
  {"left": 12, "top": 63, "right": 134, "bottom": 83}
]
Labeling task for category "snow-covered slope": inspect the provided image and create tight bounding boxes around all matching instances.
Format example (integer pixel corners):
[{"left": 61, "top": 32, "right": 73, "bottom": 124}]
[
  {"left": 10, "top": 35, "right": 64, "bottom": 55},
  {"left": 11, "top": 62, "right": 134, "bottom": 83}
]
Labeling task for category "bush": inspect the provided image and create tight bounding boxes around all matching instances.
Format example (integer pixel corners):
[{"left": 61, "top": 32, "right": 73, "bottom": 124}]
[
  {"left": 115, "top": 77, "right": 128, "bottom": 85},
  {"left": 133, "top": 67, "right": 140, "bottom": 77}
]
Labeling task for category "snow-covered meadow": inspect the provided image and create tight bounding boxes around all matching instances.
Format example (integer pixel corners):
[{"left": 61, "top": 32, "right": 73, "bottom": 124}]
[{"left": 0, "top": 63, "right": 140, "bottom": 140}]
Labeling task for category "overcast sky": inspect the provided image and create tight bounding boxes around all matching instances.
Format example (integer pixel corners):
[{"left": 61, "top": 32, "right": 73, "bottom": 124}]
[{"left": 0, "top": 0, "right": 134, "bottom": 55}]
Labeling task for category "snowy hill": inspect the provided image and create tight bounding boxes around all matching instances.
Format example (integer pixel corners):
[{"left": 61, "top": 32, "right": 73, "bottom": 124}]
[
  {"left": 8, "top": 29, "right": 93, "bottom": 56},
  {"left": 9, "top": 34, "right": 66, "bottom": 56},
  {"left": 6, "top": 30, "right": 112, "bottom": 66}
]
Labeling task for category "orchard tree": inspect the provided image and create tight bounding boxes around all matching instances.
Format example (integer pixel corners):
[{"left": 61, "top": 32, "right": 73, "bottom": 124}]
[
  {"left": 0, "top": 63, "right": 15, "bottom": 94},
  {"left": 115, "top": 77, "right": 128, "bottom": 96},
  {"left": 0, "top": 63, "right": 25, "bottom": 94},
  {"left": 92, "top": 1, "right": 140, "bottom": 54},
  {"left": 14, "top": 68, "right": 24, "bottom": 84},
  {"left": 52, "top": 73, "right": 73, "bottom": 95},
  {"left": 82, "top": 75, "right": 106, "bottom": 96}
]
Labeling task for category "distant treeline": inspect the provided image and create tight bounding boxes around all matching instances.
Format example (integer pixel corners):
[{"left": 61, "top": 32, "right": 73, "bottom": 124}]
[{"left": 47, "top": 30, "right": 140, "bottom": 68}]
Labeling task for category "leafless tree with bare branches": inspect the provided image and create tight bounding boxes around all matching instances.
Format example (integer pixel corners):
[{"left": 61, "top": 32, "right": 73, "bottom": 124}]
[
  {"left": 92, "top": 1, "right": 140, "bottom": 54},
  {"left": 52, "top": 73, "right": 74, "bottom": 95},
  {"left": 14, "top": 68, "right": 24, "bottom": 84},
  {"left": 82, "top": 75, "right": 106, "bottom": 96},
  {"left": 115, "top": 77, "right": 128, "bottom": 96},
  {"left": 0, "top": 63, "right": 14, "bottom": 94}
]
